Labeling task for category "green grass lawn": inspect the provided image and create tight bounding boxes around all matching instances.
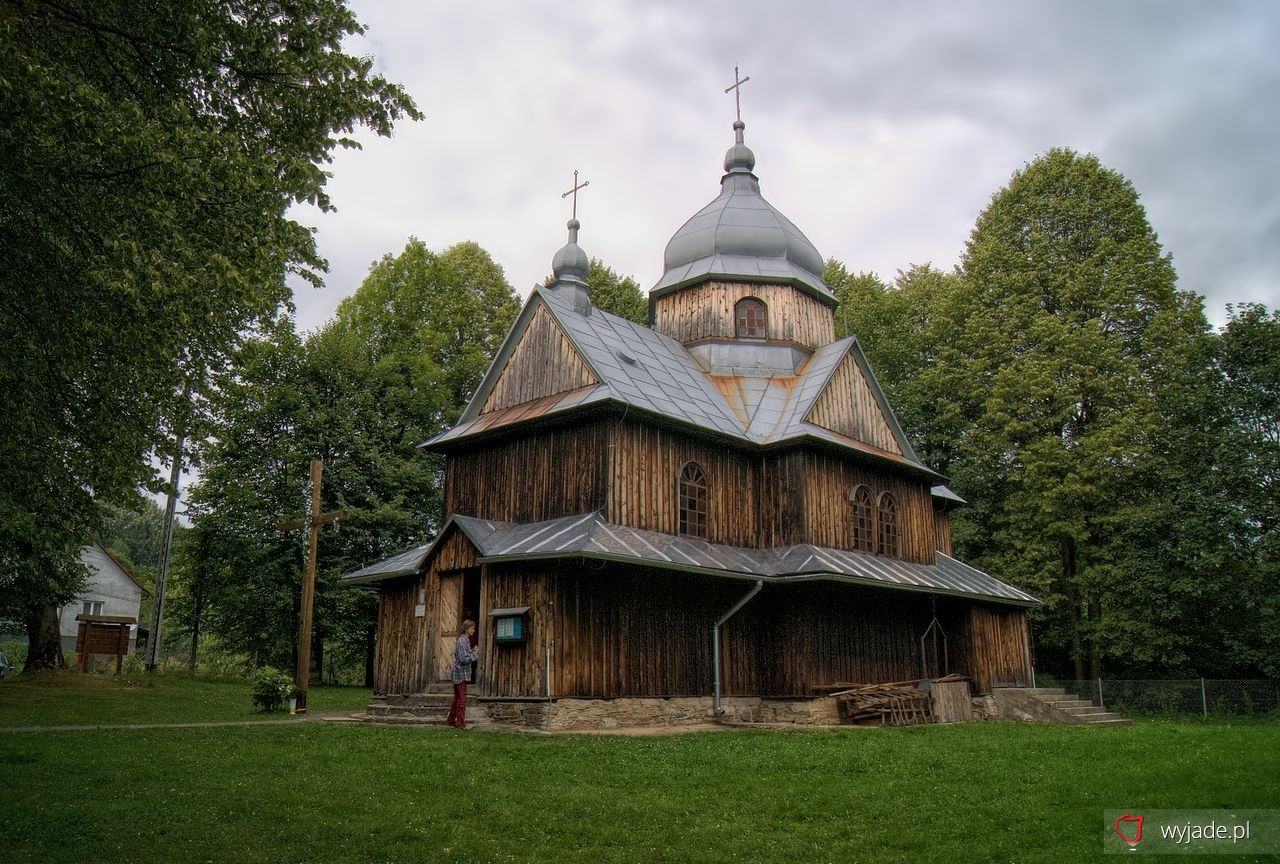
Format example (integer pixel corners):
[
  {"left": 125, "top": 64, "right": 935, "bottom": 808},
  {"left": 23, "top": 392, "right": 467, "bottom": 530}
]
[
  {"left": 0, "top": 671, "right": 371, "bottom": 726},
  {"left": 2, "top": 676, "right": 1278, "bottom": 863}
]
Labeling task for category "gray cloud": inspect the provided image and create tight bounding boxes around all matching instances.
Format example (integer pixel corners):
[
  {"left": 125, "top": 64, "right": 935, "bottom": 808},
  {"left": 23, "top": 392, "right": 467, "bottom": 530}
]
[{"left": 290, "top": 0, "right": 1279, "bottom": 333}]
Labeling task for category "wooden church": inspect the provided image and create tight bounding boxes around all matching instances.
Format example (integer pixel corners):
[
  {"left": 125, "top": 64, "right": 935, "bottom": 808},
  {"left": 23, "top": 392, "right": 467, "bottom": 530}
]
[{"left": 346, "top": 113, "right": 1036, "bottom": 724}]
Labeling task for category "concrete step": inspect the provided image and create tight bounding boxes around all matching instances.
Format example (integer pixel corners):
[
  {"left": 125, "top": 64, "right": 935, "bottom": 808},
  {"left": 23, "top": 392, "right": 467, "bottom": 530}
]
[
  {"left": 367, "top": 704, "right": 449, "bottom": 719},
  {"left": 1074, "top": 711, "right": 1130, "bottom": 725},
  {"left": 1085, "top": 717, "right": 1133, "bottom": 727},
  {"left": 992, "top": 688, "right": 1131, "bottom": 727},
  {"left": 1056, "top": 704, "right": 1104, "bottom": 715}
]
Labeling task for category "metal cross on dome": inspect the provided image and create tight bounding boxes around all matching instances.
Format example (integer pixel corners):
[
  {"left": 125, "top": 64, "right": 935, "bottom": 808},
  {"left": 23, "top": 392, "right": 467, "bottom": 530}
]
[
  {"left": 725, "top": 65, "right": 750, "bottom": 122},
  {"left": 561, "top": 169, "right": 589, "bottom": 220}
]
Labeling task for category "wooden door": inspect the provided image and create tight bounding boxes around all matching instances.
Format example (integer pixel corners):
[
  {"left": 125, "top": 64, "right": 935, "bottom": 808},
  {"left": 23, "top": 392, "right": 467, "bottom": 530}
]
[{"left": 436, "top": 572, "right": 462, "bottom": 681}]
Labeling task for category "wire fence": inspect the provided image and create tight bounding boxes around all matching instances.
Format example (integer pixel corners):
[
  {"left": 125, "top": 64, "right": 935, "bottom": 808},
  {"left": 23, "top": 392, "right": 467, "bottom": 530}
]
[{"left": 1046, "top": 678, "right": 1280, "bottom": 718}]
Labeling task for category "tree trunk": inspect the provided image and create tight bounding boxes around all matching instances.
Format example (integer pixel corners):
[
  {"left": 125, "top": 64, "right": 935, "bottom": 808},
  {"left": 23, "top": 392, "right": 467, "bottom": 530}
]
[
  {"left": 311, "top": 631, "right": 323, "bottom": 685},
  {"left": 1087, "top": 594, "right": 1103, "bottom": 682},
  {"left": 364, "top": 620, "right": 376, "bottom": 689},
  {"left": 23, "top": 604, "right": 67, "bottom": 671},
  {"left": 1060, "top": 537, "right": 1086, "bottom": 683},
  {"left": 188, "top": 590, "right": 202, "bottom": 675}
]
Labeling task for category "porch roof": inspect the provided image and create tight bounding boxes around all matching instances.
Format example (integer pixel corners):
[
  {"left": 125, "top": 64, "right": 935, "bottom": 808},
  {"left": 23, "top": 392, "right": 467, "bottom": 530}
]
[{"left": 344, "top": 512, "right": 1038, "bottom": 607}]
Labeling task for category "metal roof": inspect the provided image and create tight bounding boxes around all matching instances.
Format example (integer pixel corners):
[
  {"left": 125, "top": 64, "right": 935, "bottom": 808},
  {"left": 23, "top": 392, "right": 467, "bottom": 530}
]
[
  {"left": 444, "top": 512, "right": 1037, "bottom": 607},
  {"left": 431, "top": 287, "right": 936, "bottom": 480},
  {"left": 653, "top": 121, "right": 831, "bottom": 304},
  {"left": 342, "top": 541, "right": 433, "bottom": 585}
]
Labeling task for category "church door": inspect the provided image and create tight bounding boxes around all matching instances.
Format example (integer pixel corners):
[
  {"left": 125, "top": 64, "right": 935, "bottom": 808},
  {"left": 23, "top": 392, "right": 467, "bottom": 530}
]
[
  {"left": 435, "top": 569, "right": 481, "bottom": 682},
  {"left": 436, "top": 572, "right": 461, "bottom": 681}
]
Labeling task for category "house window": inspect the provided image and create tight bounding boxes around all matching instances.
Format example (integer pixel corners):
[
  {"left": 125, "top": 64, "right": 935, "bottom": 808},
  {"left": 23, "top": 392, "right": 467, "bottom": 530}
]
[
  {"left": 877, "top": 492, "right": 899, "bottom": 557},
  {"left": 850, "top": 485, "right": 874, "bottom": 552},
  {"left": 678, "top": 462, "right": 709, "bottom": 539},
  {"left": 82, "top": 601, "right": 103, "bottom": 616},
  {"left": 735, "top": 297, "right": 767, "bottom": 339}
]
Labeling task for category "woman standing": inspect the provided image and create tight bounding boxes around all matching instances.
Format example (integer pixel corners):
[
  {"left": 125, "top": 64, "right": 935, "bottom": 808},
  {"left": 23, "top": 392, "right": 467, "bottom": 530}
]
[{"left": 446, "top": 619, "right": 479, "bottom": 729}]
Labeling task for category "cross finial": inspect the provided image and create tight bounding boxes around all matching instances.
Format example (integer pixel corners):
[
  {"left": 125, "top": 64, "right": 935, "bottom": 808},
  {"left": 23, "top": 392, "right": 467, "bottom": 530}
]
[
  {"left": 725, "top": 65, "right": 750, "bottom": 122},
  {"left": 561, "top": 169, "right": 589, "bottom": 220}
]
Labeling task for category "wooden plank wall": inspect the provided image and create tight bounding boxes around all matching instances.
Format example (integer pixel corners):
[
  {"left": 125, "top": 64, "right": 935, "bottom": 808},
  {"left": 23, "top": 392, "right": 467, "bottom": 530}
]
[
  {"left": 383, "top": 555, "right": 1031, "bottom": 700},
  {"left": 805, "top": 354, "right": 902, "bottom": 454},
  {"left": 445, "top": 418, "right": 609, "bottom": 522},
  {"left": 934, "top": 508, "right": 954, "bottom": 557},
  {"left": 373, "top": 576, "right": 431, "bottom": 695},
  {"left": 477, "top": 564, "right": 550, "bottom": 698},
  {"left": 722, "top": 583, "right": 931, "bottom": 694},
  {"left": 948, "top": 603, "right": 1032, "bottom": 694},
  {"left": 476, "top": 562, "right": 965, "bottom": 699},
  {"left": 433, "top": 528, "right": 480, "bottom": 571},
  {"left": 480, "top": 302, "right": 597, "bottom": 414},
  {"left": 802, "top": 451, "right": 937, "bottom": 564},
  {"left": 478, "top": 560, "right": 743, "bottom": 698},
  {"left": 607, "top": 421, "right": 933, "bottom": 559},
  {"left": 652, "top": 281, "right": 835, "bottom": 349},
  {"left": 606, "top": 422, "right": 762, "bottom": 546}
]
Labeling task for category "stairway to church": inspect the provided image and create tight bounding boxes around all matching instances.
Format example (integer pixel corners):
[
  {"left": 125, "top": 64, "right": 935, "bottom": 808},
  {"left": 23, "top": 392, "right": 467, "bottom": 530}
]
[
  {"left": 362, "top": 685, "right": 474, "bottom": 726},
  {"left": 993, "top": 687, "right": 1131, "bottom": 726}
]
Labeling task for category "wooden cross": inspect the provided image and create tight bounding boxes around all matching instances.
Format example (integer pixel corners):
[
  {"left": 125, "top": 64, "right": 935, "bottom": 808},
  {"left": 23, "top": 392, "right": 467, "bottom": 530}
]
[
  {"left": 724, "top": 65, "right": 750, "bottom": 122},
  {"left": 276, "top": 458, "right": 346, "bottom": 713},
  {"left": 560, "top": 169, "right": 589, "bottom": 220}
]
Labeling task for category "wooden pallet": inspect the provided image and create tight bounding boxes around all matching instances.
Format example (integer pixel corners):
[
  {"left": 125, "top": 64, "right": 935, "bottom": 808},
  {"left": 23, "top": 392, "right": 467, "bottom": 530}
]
[{"left": 829, "top": 674, "right": 968, "bottom": 726}]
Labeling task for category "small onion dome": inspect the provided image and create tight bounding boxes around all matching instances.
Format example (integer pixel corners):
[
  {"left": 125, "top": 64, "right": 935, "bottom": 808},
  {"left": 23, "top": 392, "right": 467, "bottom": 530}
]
[
  {"left": 549, "top": 218, "right": 591, "bottom": 314},
  {"left": 653, "top": 120, "right": 832, "bottom": 305},
  {"left": 551, "top": 218, "right": 590, "bottom": 285}
]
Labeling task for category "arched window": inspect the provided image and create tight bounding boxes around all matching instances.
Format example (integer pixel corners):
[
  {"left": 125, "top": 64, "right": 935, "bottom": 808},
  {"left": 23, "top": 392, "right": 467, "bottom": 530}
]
[
  {"left": 678, "top": 462, "right": 709, "bottom": 539},
  {"left": 877, "top": 492, "right": 899, "bottom": 557},
  {"left": 735, "top": 297, "right": 767, "bottom": 339},
  {"left": 849, "top": 485, "right": 874, "bottom": 552}
]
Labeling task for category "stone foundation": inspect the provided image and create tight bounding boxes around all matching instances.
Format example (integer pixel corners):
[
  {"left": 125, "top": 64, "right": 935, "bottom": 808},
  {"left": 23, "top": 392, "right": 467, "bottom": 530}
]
[{"left": 475, "top": 695, "right": 841, "bottom": 730}]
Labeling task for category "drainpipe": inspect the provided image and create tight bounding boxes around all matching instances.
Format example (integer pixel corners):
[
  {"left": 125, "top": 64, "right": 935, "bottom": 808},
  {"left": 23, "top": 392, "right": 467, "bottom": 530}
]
[{"left": 713, "top": 578, "right": 763, "bottom": 716}]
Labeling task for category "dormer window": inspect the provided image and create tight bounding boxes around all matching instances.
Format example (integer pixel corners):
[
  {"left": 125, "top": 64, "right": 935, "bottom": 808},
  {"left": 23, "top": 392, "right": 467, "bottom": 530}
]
[
  {"left": 735, "top": 297, "right": 767, "bottom": 339},
  {"left": 877, "top": 492, "right": 899, "bottom": 557},
  {"left": 678, "top": 462, "right": 709, "bottom": 539},
  {"left": 850, "top": 485, "right": 874, "bottom": 553}
]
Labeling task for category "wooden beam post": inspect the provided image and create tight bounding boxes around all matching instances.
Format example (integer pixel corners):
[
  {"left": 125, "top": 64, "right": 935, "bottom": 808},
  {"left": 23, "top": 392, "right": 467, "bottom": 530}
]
[{"left": 277, "top": 458, "right": 346, "bottom": 714}]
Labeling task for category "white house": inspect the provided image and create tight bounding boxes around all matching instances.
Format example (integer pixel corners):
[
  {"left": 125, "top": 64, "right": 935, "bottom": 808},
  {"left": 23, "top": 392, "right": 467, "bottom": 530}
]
[{"left": 58, "top": 539, "right": 149, "bottom": 652}]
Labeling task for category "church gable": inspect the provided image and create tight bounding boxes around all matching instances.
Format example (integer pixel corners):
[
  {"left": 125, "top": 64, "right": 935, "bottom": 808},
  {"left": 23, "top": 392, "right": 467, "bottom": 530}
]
[
  {"left": 805, "top": 352, "right": 903, "bottom": 455},
  {"left": 479, "top": 301, "right": 598, "bottom": 414}
]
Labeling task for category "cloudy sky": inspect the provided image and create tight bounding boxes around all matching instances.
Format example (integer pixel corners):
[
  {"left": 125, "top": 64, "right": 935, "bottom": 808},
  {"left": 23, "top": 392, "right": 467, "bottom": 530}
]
[{"left": 288, "top": 0, "right": 1279, "bottom": 333}]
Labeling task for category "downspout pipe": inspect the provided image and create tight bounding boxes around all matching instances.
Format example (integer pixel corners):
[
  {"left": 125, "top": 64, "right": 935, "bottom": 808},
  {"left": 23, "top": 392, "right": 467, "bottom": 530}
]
[{"left": 713, "top": 578, "right": 763, "bottom": 716}]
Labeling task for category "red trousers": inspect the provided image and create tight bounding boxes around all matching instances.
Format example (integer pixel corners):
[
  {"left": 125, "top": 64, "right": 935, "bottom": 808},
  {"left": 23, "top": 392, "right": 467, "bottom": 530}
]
[{"left": 446, "top": 682, "right": 468, "bottom": 728}]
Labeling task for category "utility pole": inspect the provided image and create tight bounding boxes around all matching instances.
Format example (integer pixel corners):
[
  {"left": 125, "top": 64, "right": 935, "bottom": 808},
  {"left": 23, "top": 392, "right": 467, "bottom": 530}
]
[
  {"left": 277, "top": 458, "right": 345, "bottom": 713},
  {"left": 146, "top": 424, "right": 184, "bottom": 672}
]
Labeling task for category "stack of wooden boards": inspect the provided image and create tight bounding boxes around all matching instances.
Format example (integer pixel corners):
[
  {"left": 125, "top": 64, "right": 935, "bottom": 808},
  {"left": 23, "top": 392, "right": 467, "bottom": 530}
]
[{"left": 827, "top": 674, "right": 970, "bottom": 726}]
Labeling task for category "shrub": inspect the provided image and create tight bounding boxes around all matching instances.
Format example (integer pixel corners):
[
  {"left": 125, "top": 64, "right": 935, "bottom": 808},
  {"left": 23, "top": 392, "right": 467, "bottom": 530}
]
[{"left": 250, "top": 667, "right": 296, "bottom": 713}]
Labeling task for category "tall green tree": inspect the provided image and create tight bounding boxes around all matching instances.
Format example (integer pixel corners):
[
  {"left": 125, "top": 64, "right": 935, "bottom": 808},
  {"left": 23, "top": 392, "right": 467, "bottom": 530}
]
[
  {"left": 0, "top": 0, "right": 419, "bottom": 669},
  {"left": 1216, "top": 304, "right": 1280, "bottom": 675},
  {"left": 825, "top": 261, "right": 964, "bottom": 474},
  {"left": 942, "top": 148, "right": 1211, "bottom": 681},
  {"left": 187, "top": 241, "right": 519, "bottom": 680}
]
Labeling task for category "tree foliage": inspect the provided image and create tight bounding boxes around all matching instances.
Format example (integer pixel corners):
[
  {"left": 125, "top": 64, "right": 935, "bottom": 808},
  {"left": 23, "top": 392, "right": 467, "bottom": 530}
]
[
  {"left": 830, "top": 149, "right": 1276, "bottom": 678},
  {"left": 186, "top": 241, "right": 519, "bottom": 678},
  {"left": 586, "top": 258, "right": 648, "bottom": 324},
  {"left": 944, "top": 149, "right": 1225, "bottom": 679},
  {"left": 1216, "top": 304, "right": 1280, "bottom": 674},
  {"left": 0, "top": 0, "right": 420, "bottom": 668},
  {"left": 543, "top": 257, "right": 648, "bottom": 323}
]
